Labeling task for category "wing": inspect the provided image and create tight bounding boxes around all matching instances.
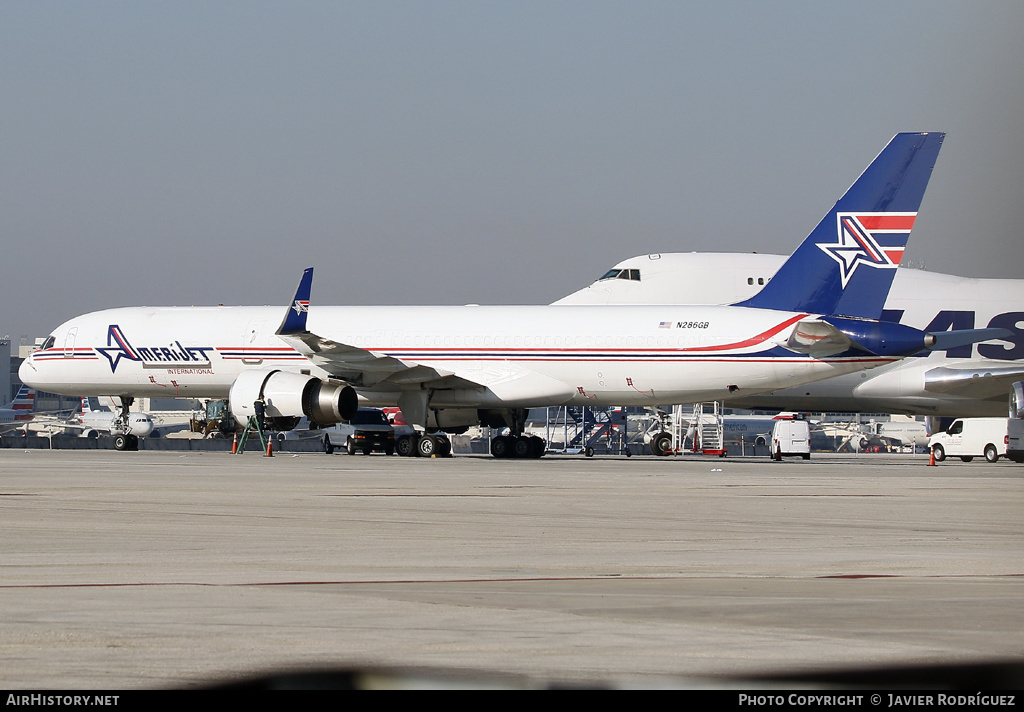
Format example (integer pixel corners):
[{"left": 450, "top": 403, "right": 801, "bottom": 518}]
[
  {"left": 922, "top": 362, "right": 1024, "bottom": 399},
  {"left": 277, "top": 329, "right": 482, "bottom": 389},
  {"left": 275, "top": 268, "right": 484, "bottom": 390}
]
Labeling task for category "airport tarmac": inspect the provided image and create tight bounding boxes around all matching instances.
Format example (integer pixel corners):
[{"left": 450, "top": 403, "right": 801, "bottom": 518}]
[{"left": 0, "top": 449, "right": 1021, "bottom": 689}]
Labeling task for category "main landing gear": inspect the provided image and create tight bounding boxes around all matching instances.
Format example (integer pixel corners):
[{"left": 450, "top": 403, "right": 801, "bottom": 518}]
[
  {"left": 488, "top": 408, "right": 545, "bottom": 459},
  {"left": 395, "top": 432, "right": 454, "bottom": 458},
  {"left": 490, "top": 434, "right": 545, "bottom": 459}
]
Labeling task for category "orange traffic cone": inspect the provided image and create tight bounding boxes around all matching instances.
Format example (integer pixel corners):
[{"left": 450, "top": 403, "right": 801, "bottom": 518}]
[
  {"left": 265, "top": 438, "right": 273, "bottom": 457},
  {"left": 928, "top": 449, "right": 935, "bottom": 466},
  {"left": 231, "top": 432, "right": 238, "bottom": 454}
]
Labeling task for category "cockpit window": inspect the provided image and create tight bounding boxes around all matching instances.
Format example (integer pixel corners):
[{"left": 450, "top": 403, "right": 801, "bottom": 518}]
[
  {"left": 599, "top": 269, "right": 640, "bottom": 282},
  {"left": 41, "top": 336, "right": 55, "bottom": 351}
]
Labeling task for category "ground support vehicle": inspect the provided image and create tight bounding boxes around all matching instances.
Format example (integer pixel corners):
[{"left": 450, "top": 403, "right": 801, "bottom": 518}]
[
  {"left": 928, "top": 418, "right": 1024, "bottom": 463},
  {"left": 324, "top": 408, "right": 396, "bottom": 455}
]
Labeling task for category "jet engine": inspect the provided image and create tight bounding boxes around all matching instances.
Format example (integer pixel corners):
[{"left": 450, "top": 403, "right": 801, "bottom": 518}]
[{"left": 229, "top": 368, "right": 358, "bottom": 431}]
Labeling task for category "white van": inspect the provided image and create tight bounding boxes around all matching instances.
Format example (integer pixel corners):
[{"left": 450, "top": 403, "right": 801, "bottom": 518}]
[
  {"left": 770, "top": 419, "right": 811, "bottom": 460},
  {"left": 928, "top": 418, "right": 1024, "bottom": 463}
]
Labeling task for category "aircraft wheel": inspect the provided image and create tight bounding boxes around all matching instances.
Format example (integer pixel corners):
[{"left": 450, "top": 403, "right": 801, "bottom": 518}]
[
  {"left": 529, "top": 436, "right": 545, "bottom": 458},
  {"left": 435, "top": 435, "right": 452, "bottom": 457},
  {"left": 985, "top": 444, "right": 999, "bottom": 463},
  {"left": 490, "top": 435, "right": 513, "bottom": 459},
  {"left": 417, "top": 434, "right": 438, "bottom": 457},
  {"left": 396, "top": 435, "right": 416, "bottom": 457},
  {"left": 513, "top": 436, "right": 532, "bottom": 458},
  {"left": 113, "top": 434, "right": 128, "bottom": 451},
  {"left": 650, "top": 432, "right": 672, "bottom": 456},
  {"left": 932, "top": 444, "right": 946, "bottom": 462}
]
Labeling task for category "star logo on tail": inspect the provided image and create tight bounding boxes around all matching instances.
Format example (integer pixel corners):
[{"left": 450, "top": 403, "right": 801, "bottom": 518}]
[{"left": 817, "top": 212, "right": 916, "bottom": 287}]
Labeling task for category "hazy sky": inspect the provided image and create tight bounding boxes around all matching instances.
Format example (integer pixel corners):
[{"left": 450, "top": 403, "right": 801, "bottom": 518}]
[{"left": 3, "top": 1, "right": 1023, "bottom": 341}]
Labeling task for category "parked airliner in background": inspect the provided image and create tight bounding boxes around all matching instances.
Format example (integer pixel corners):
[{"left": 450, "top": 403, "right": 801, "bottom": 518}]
[
  {"left": 23, "top": 132, "right": 994, "bottom": 457},
  {"left": 0, "top": 385, "right": 36, "bottom": 423},
  {"left": 68, "top": 397, "right": 156, "bottom": 446},
  {"left": 9, "top": 396, "right": 156, "bottom": 448},
  {"left": 557, "top": 252, "right": 1024, "bottom": 419}
]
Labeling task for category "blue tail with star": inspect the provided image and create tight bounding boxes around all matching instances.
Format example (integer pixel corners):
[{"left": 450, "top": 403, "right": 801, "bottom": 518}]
[
  {"left": 278, "top": 267, "right": 313, "bottom": 335},
  {"left": 735, "top": 132, "right": 944, "bottom": 319}
]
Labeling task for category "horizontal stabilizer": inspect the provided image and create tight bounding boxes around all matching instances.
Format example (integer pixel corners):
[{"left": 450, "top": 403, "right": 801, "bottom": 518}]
[
  {"left": 783, "top": 320, "right": 1011, "bottom": 359},
  {"left": 928, "top": 328, "right": 1013, "bottom": 353}
]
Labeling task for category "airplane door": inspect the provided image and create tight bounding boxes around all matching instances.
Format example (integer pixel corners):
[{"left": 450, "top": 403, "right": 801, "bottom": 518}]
[{"left": 63, "top": 327, "right": 77, "bottom": 357}]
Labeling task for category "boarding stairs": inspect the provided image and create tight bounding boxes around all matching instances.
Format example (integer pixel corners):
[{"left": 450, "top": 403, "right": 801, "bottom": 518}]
[{"left": 684, "top": 402, "right": 726, "bottom": 456}]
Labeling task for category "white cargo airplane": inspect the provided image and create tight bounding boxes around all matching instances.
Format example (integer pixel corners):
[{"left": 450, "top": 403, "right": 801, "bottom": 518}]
[
  {"left": 557, "top": 252, "right": 1024, "bottom": 419},
  {"left": 21, "top": 132, "right": 994, "bottom": 457}
]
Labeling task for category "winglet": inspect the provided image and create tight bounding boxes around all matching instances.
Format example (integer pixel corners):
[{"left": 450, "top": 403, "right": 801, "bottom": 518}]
[
  {"left": 277, "top": 268, "right": 314, "bottom": 335},
  {"left": 735, "top": 132, "right": 945, "bottom": 319}
]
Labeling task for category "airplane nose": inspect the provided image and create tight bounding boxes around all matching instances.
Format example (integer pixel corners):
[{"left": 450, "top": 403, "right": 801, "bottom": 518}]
[
  {"left": 133, "top": 418, "right": 154, "bottom": 437},
  {"left": 18, "top": 356, "right": 42, "bottom": 388}
]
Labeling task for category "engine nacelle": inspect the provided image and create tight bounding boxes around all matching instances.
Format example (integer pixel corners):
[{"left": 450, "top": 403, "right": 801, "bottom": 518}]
[{"left": 229, "top": 369, "right": 358, "bottom": 431}]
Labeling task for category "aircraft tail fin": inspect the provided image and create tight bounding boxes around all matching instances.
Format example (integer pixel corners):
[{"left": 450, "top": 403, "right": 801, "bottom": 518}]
[
  {"left": 278, "top": 267, "right": 313, "bottom": 336},
  {"left": 3, "top": 385, "right": 35, "bottom": 419},
  {"left": 735, "top": 132, "right": 944, "bottom": 319}
]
